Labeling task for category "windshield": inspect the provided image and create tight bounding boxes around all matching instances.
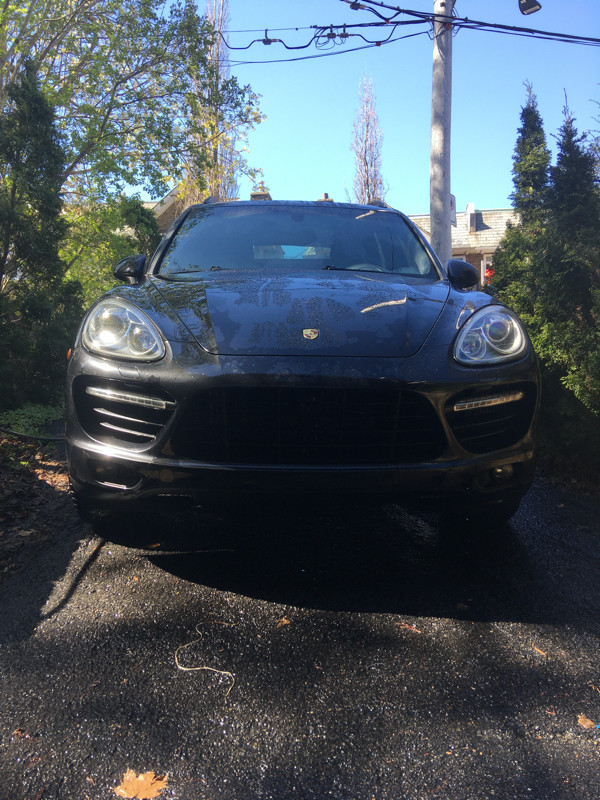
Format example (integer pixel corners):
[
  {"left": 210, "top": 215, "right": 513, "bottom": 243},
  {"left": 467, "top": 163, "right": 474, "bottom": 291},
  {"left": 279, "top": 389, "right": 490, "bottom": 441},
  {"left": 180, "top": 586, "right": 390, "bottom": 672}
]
[{"left": 156, "top": 204, "right": 441, "bottom": 280}]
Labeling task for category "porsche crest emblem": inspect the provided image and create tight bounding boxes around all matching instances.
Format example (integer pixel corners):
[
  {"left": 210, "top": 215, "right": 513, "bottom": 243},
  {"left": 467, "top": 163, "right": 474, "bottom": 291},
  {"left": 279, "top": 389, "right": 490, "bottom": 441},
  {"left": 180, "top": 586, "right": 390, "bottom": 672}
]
[{"left": 303, "top": 328, "right": 320, "bottom": 340}]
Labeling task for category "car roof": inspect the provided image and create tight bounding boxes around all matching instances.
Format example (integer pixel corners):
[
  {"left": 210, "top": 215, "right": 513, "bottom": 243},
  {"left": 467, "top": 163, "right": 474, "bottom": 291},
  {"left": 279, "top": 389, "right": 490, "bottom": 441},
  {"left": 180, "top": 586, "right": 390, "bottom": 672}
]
[{"left": 187, "top": 199, "right": 405, "bottom": 216}]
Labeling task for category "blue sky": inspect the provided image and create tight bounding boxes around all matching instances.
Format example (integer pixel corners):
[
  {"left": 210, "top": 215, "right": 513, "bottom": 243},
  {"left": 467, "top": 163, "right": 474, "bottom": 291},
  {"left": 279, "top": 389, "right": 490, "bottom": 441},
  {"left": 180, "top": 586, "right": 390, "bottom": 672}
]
[{"left": 224, "top": 0, "right": 599, "bottom": 215}]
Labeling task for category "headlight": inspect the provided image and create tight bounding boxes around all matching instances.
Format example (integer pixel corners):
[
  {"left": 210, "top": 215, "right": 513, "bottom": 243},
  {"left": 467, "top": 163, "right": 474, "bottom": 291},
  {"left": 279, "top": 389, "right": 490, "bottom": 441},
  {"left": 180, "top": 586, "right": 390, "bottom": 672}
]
[
  {"left": 82, "top": 298, "right": 165, "bottom": 361},
  {"left": 454, "top": 306, "right": 527, "bottom": 365}
]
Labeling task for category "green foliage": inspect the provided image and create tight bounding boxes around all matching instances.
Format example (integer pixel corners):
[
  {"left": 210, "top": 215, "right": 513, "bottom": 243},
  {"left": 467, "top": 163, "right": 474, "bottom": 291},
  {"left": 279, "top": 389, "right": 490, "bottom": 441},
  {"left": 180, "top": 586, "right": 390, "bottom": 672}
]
[
  {"left": 509, "top": 84, "right": 551, "bottom": 224},
  {"left": 494, "top": 90, "right": 600, "bottom": 472},
  {"left": 0, "top": 1, "right": 264, "bottom": 410},
  {"left": 0, "top": 402, "right": 64, "bottom": 469},
  {"left": 0, "top": 403, "right": 63, "bottom": 434},
  {"left": 0, "top": 62, "right": 83, "bottom": 410},
  {"left": 0, "top": 60, "right": 66, "bottom": 287},
  {"left": 532, "top": 115, "right": 600, "bottom": 413},
  {"left": 0, "top": 0, "right": 262, "bottom": 203},
  {"left": 119, "top": 196, "right": 162, "bottom": 256},
  {"left": 179, "top": 0, "right": 264, "bottom": 203},
  {"left": 63, "top": 196, "right": 162, "bottom": 307},
  {"left": 536, "top": 368, "right": 600, "bottom": 483}
]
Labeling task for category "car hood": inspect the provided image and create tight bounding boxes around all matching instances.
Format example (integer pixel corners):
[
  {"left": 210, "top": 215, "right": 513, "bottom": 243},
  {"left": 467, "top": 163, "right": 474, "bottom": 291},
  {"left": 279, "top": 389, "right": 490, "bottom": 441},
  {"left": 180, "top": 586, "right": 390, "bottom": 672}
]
[{"left": 152, "top": 272, "right": 450, "bottom": 358}]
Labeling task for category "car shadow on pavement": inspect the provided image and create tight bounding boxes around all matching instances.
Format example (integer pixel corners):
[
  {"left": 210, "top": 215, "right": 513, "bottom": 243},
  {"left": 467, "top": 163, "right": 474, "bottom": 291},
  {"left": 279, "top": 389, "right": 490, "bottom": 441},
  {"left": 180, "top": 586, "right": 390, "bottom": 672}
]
[
  {"left": 94, "top": 484, "right": 595, "bottom": 626},
  {"left": 0, "top": 440, "right": 99, "bottom": 642}
]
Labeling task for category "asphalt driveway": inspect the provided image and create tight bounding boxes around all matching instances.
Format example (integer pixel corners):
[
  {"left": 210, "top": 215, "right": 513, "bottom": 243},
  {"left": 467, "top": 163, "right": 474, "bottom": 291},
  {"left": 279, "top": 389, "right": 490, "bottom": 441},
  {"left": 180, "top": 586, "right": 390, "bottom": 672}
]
[{"left": 0, "top": 476, "right": 599, "bottom": 800}]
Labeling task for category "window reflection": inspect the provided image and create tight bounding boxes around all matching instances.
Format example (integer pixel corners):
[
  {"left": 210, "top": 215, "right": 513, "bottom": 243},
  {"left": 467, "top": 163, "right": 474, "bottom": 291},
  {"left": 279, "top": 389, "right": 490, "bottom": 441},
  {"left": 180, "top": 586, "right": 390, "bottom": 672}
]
[{"left": 157, "top": 204, "right": 440, "bottom": 280}]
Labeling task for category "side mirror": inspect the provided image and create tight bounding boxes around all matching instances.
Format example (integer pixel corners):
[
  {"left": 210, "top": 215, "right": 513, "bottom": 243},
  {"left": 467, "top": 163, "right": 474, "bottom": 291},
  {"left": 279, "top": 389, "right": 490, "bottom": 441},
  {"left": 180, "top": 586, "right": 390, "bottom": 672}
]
[
  {"left": 446, "top": 259, "right": 479, "bottom": 289},
  {"left": 114, "top": 254, "right": 147, "bottom": 285}
]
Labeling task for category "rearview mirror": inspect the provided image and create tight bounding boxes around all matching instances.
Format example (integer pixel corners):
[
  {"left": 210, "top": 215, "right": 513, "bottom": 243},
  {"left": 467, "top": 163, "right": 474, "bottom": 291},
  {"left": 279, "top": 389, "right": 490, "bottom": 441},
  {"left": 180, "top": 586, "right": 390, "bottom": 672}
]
[
  {"left": 114, "top": 254, "right": 147, "bottom": 285},
  {"left": 446, "top": 259, "right": 479, "bottom": 289}
]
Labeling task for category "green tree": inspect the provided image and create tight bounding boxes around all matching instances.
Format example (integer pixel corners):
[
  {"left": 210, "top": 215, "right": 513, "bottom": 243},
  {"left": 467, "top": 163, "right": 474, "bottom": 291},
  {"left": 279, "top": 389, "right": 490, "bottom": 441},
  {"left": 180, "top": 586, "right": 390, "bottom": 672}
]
[
  {"left": 532, "top": 111, "right": 600, "bottom": 413},
  {"left": 0, "top": 0, "right": 259, "bottom": 203},
  {"left": 178, "top": 0, "right": 264, "bottom": 207},
  {"left": 493, "top": 87, "right": 550, "bottom": 317},
  {"left": 0, "top": 61, "right": 82, "bottom": 408},
  {"left": 62, "top": 196, "right": 162, "bottom": 307},
  {"left": 497, "top": 96, "right": 600, "bottom": 367},
  {"left": 1, "top": 0, "right": 263, "bottom": 319},
  {"left": 119, "top": 196, "right": 162, "bottom": 257},
  {"left": 494, "top": 94, "right": 600, "bottom": 473},
  {"left": 510, "top": 83, "right": 551, "bottom": 225}
]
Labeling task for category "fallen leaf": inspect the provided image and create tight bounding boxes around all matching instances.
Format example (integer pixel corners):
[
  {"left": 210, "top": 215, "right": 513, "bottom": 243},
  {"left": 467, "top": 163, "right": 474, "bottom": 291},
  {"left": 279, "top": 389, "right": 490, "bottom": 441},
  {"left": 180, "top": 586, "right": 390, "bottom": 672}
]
[
  {"left": 578, "top": 714, "right": 596, "bottom": 730},
  {"left": 396, "top": 621, "right": 421, "bottom": 634},
  {"left": 276, "top": 616, "right": 290, "bottom": 629},
  {"left": 113, "top": 769, "right": 168, "bottom": 799},
  {"left": 532, "top": 644, "right": 547, "bottom": 656}
]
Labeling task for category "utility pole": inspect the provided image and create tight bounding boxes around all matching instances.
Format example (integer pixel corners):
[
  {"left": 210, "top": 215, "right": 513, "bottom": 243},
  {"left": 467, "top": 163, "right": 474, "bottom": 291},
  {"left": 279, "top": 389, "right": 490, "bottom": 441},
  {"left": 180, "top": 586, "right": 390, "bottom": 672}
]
[{"left": 429, "top": 0, "right": 455, "bottom": 266}]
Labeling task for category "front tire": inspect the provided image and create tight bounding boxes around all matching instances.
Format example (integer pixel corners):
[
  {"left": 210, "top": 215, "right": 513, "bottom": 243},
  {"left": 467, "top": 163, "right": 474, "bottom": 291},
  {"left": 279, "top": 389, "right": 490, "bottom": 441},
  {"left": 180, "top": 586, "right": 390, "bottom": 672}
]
[{"left": 69, "top": 482, "right": 100, "bottom": 524}]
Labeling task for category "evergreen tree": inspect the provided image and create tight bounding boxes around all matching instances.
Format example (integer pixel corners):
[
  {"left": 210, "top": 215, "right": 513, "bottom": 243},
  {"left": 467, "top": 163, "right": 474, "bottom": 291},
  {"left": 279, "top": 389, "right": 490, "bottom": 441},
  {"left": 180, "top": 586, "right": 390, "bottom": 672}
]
[
  {"left": 510, "top": 83, "right": 551, "bottom": 225},
  {"left": 0, "top": 61, "right": 82, "bottom": 408},
  {"left": 493, "top": 87, "right": 550, "bottom": 318},
  {"left": 533, "top": 110, "right": 600, "bottom": 412},
  {"left": 547, "top": 111, "right": 600, "bottom": 249},
  {"left": 494, "top": 91, "right": 600, "bottom": 471},
  {"left": 0, "top": 61, "right": 66, "bottom": 289}
]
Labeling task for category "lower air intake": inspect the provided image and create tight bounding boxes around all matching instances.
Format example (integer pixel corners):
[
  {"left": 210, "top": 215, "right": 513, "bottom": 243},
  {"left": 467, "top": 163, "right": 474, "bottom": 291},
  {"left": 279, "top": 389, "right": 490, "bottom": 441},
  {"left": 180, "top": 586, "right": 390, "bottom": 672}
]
[{"left": 171, "top": 385, "right": 446, "bottom": 465}]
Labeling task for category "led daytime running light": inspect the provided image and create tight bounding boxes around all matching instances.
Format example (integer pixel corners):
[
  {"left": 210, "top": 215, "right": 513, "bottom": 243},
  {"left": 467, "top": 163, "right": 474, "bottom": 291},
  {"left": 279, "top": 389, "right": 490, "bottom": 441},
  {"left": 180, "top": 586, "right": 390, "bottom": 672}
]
[
  {"left": 453, "top": 391, "right": 525, "bottom": 412},
  {"left": 85, "top": 386, "right": 174, "bottom": 410}
]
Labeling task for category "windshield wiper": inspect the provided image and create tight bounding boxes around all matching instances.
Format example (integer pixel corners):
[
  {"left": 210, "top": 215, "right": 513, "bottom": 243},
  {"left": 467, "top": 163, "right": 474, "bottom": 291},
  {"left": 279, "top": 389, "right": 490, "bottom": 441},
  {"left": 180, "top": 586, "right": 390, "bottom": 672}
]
[{"left": 324, "top": 264, "right": 385, "bottom": 274}]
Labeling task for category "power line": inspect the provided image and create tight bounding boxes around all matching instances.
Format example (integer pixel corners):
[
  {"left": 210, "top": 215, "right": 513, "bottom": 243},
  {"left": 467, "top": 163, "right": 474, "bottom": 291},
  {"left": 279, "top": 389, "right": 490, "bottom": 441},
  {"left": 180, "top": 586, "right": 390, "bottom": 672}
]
[
  {"left": 221, "top": 18, "right": 428, "bottom": 52},
  {"left": 341, "top": 0, "right": 600, "bottom": 46},
  {"left": 219, "top": 4, "right": 600, "bottom": 66},
  {"left": 226, "top": 29, "right": 430, "bottom": 66}
]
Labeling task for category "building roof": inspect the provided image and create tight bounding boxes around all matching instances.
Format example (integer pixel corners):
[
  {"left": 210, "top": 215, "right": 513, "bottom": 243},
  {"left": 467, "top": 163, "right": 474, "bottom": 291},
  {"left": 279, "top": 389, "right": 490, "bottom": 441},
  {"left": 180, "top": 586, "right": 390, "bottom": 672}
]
[{"left": 409, "top": 203, "right": 517, "bottom": 255}]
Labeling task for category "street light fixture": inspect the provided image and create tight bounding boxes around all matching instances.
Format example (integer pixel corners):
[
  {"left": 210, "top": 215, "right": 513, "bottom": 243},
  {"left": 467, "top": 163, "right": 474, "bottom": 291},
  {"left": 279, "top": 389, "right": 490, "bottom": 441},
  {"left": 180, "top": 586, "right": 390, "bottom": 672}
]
[{"left": 519, "top": 0, "right": 542, "bottom": 14}]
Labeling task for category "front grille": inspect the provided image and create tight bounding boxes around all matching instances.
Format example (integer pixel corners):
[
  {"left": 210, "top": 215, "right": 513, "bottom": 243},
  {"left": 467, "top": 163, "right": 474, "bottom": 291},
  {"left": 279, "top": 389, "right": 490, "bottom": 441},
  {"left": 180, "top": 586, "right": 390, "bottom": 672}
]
[
  {"left": 171, "top": 386, "right": 446, "bottom": 465},
  {"left": 445, "top": 382, "right": 537, "bottom": 454},
  {"left": 73, "top": 378, "right": 176, "bottom": 446}
]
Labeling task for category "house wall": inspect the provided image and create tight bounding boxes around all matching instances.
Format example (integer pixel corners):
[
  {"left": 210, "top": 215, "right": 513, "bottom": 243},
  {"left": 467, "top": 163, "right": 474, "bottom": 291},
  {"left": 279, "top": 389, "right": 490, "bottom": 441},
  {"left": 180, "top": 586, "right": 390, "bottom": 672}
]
[{"left": 410, "top": 205, "right": 516, "bottom": 282}]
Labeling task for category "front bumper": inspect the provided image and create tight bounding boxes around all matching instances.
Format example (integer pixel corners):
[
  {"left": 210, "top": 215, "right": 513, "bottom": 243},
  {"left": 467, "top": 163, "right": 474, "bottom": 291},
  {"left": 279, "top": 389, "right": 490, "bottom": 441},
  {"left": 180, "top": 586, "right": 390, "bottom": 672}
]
[
  {"left": 66, "top": 344, "right": 539, "bottom": 515},
  {"left": 68, "top": 442, "right": 536, "bottom": 514}
]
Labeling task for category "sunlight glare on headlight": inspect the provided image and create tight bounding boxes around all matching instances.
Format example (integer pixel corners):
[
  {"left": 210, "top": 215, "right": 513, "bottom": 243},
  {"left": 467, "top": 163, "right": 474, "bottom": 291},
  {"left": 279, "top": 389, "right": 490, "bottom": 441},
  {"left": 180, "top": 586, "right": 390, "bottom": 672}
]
[{"left": 82, "top": 299, "right": 165, "bottom": 361}]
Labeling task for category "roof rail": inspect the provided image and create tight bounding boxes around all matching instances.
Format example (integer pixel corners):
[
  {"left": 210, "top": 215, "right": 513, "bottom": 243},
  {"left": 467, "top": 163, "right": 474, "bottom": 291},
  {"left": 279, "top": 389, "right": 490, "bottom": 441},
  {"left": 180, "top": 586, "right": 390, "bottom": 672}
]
[
  {"left": 367, "top": 198, "right": 389, "bottom": 208},
  {"left": 202, "top": 196, "right": 219, "bottom": 204}
]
